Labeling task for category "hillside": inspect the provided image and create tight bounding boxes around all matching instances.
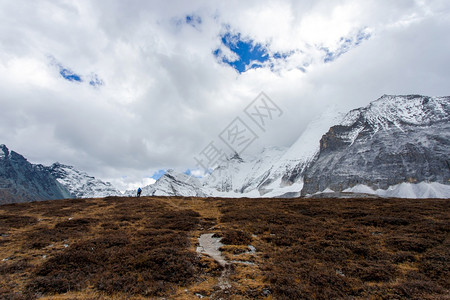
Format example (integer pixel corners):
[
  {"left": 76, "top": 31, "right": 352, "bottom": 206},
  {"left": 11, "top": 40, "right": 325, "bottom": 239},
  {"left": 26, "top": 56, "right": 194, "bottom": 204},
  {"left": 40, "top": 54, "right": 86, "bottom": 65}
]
[{"left": 0, "top": 196, "right": 448, "bottom": 299}]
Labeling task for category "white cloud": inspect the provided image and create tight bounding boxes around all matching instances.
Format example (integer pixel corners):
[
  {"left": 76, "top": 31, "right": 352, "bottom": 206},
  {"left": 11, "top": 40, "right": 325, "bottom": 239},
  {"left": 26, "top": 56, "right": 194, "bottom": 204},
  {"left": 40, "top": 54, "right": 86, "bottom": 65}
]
[{"left": 0, "top": 0, "right": 449, "bottom": 188}]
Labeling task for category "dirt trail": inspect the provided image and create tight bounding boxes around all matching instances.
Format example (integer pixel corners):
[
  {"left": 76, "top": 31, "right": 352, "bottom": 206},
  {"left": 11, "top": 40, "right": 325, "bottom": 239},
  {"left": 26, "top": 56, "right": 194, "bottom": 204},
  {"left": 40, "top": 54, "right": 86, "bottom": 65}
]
[
  {"left": 157, "top": 198, "right": 264, "bottom": 298},
  {"left": 157, "top": 198, "right": 234, "bottom": 295},
  {"left": 197, "top": 233, "right": 232, "bottom": 293}
]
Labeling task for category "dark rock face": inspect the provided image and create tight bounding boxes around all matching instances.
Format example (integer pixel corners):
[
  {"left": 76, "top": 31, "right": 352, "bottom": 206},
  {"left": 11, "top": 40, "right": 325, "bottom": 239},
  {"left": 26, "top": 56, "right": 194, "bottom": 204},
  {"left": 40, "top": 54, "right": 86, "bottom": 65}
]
[
  {"left": 0, "top": 145, "right": 72, "bottom": 204},
  {"left": 301, "top": 95, "right": 450, "bottom": 195}
]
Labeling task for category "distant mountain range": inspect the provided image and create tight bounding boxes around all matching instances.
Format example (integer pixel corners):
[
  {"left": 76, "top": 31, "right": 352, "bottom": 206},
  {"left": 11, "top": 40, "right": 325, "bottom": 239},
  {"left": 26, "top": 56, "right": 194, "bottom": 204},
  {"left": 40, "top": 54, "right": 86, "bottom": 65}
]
[
  {"left": 0, "top": 145, "right": 120, "bottom": 204},
  {"left": 1, "top": 95, "right": 449, "bottom": 203},
  {"left": 145, "top": 95, "right": 450, "bottom": 199}
]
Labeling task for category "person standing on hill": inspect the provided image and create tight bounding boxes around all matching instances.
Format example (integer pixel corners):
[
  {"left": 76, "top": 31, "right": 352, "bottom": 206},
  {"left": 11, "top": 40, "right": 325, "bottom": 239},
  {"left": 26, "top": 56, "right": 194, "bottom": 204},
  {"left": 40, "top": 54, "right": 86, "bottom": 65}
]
[{"left": 137, "top": 187, "right": 142, "bottom": 197}]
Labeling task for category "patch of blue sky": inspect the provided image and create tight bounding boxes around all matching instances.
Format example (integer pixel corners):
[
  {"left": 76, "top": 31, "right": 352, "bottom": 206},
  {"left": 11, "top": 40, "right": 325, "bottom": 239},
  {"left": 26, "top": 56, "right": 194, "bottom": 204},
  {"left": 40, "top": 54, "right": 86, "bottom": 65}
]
[
  {"left": 214, "top": 32, "right": 269, "bottom": 73},
  {"left": 268, "top": 50, "right": 298, "bottom": 72},
  {"left": 174, "top": 14, "right": 202, "bottom": 29},
  {"left": 214, "top": 31, "right": 299, "bottom": 73},
  {"left": 322, "top": 28, "right": 372, "bottom": 63},
  {"left": 151, "top": 169, "right": 166, "bottom": 180},
  {"left": 49, "top": 56, "right": 104, "bottom": 87},
  {"left": 355, "top": 29, "right": 372, "bottom": 46},
  {"left": 59, "top": 67, "right": 82, "bottom": 82}
]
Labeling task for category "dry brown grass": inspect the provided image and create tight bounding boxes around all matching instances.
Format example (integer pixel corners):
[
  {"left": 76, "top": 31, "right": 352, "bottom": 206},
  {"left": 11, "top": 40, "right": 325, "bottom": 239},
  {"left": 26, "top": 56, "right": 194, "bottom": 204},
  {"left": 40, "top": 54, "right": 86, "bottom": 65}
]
[
  {"left": 0, "top": 196, "right": 448, "bottom": 299},
  {"left": 217, "top": 197, "right": 449, "bottom": 299},
  {"left": 0, "top": 197, "right": 202, "bottom": 299}
]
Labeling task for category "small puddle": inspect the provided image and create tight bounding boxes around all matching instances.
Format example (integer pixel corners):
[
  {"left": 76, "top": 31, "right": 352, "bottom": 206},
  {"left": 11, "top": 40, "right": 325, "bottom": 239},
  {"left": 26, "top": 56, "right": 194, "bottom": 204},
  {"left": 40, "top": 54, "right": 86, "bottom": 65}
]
[{"left": 196, "top": 233, "right": 227, "bottom": 267}]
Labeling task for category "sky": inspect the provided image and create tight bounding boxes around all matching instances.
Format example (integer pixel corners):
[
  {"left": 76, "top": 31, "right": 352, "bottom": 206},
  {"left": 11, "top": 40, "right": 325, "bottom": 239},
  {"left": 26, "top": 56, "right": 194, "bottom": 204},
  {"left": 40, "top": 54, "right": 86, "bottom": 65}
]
[{"left": 0, "top": 0, "right": 449, "bottom": 191}]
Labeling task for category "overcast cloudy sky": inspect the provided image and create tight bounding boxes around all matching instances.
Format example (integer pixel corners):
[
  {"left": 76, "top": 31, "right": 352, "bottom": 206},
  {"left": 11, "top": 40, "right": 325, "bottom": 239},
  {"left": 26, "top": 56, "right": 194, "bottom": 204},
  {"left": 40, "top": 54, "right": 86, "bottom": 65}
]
[{"left": 1, "top": 0, "right": 449, "bottom": 191}]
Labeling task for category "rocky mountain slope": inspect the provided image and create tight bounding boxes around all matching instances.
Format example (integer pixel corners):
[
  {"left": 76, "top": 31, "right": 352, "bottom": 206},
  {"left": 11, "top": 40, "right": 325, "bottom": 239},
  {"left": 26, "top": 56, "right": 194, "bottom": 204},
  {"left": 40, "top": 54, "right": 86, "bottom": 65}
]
[
  {"left": 0, "top": 145, "right": 71, "bottom": 204},
  {"left": 0, "top": 145, "right": 120, "bottom": 203},
  {"left": 301, "top": 95, "right": 450, "bottom": 196}
]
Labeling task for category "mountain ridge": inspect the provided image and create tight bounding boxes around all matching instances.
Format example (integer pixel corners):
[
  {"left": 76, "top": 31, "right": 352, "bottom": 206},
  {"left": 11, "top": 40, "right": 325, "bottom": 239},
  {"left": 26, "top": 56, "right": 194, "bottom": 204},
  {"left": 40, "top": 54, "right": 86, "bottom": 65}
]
[
  {"left": 142, "top": 94, "right": 449, "bottom": 199},
  {"left": 47, "top": 162, "right": 121, "bottom": 198},
  {"left": 196, "top": 94, "right": 449, "bottom": 198},
  {"left": 0, "top": 145, "right": 120, "bottom": 203},
  {"left": 0, "top": 144, "right": 71, "bottom": 204},
  {"left": 301, "top": 94, "right": 450, "bottom": 196},
  {"left": 1, "top": 94, "right": 449, "bottom": 202}
]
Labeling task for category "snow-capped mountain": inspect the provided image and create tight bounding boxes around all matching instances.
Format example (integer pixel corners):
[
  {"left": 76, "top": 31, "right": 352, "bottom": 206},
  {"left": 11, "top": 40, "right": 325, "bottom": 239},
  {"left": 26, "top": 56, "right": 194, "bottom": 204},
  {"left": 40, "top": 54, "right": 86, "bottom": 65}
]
[
  {"left": 0, "top": 144, "right": 122, "bottom": 203},
  {"left": 252, "top": 107, "right": 344, "bottom": 195},
  {"left": 128, "top": 170, "right": 206, "bottom": 197},
  {"left": 343, "top": 182, "right": 450, "bottom": 199},
  {"left": 0, "top": 144, "right": 71, "bottom": 204},
  {"left": 202, "top": 147, "right": 287, "bottom": 195},
  {"left": 198, "top": 94, "right": 449, "bottom": 198},
  {"left": 301, "top": 95, "right": 450, "bottom": 196},
  {"left": 83, "top": 94, "right": 450, "bottom": 199},
  {"left": 2, "top": 94, "right": 448, "bottom": 201},
  {"left": 47, "top": 163, "right": 121, "bottom": 198},
  {"left": 200, "top": 107, "right": 344, "bottom": 198}
]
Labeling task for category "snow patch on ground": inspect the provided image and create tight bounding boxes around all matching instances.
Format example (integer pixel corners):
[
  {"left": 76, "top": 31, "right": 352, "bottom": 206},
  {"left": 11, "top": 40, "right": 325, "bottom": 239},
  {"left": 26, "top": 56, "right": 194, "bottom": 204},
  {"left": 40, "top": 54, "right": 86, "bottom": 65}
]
[
  {"left": 317, "top": 187, "right": 335, "bottom": 194},
  {"left": 343, "top": 184, "right": 376, "bottom": 195},
  {"left": 262, "top": 180, "right": 304, "bottom": 198},
  {"left": 344, "top": 182, "right": 450, "bottom": 198}
]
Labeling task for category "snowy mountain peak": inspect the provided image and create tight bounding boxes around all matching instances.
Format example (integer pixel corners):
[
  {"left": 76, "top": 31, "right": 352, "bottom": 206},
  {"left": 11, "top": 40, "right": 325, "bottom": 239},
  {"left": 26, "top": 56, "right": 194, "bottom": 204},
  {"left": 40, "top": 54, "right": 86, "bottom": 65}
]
[
  {"left": 335, "top": 95, "right": 450, "bottom": 146},
  {"left": 48, "top": 163, "right": 121, "bottom": 198},
  {"left": 163, "top": 169, "right": 198, "bottom": 184},
  {"left": 302, "top": 94, "right": 450, "bottom": 197},
  {"left": 139, "top": 169, "right": 206, "bottom": 197},
  {"left": 341, "top": 95, "right": 449, "bottom": 129}
]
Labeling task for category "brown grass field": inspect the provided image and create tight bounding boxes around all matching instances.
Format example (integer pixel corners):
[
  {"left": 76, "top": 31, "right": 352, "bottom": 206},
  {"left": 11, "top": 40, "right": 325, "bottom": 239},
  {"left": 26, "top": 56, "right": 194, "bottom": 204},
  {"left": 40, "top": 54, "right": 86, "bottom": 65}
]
[{"left": 0, "top": 196, "right": 448, "bottom": 299}]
